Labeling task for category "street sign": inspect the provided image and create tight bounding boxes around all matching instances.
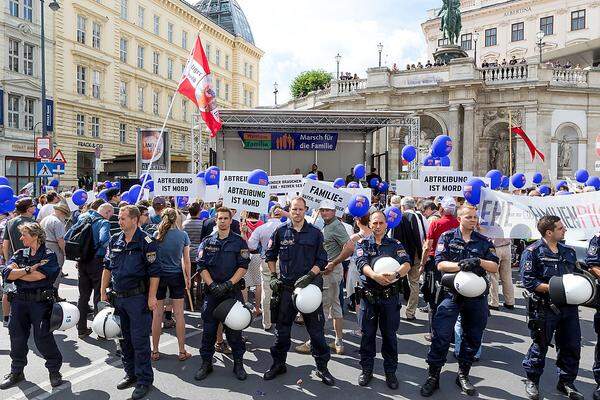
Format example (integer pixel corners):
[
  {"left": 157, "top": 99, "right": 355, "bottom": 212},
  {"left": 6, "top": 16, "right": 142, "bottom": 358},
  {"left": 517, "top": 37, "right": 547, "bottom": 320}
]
[
  {"left": 35, "top": 137, "right": 52, "bottom": 160},
  {"left": 37, "top": 162, "right": 55, "bottom": 177},
  {"left": 52, "top": 163, "right": 65, "bottom": 175},
  {"left": 51, "top": 149, "right": 67, "bottom": 163}
]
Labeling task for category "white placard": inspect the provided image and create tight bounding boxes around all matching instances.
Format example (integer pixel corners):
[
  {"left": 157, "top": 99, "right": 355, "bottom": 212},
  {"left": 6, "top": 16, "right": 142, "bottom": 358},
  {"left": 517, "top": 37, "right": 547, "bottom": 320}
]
[
  {"left": 395, "top": 179, "right": 417, "bottom": 196},
  {"left": 341, "top": 187, "right": 372, "bottom": 199},
  {"left": 418, "top": 171, "right": 473, "bottom": 197},
  {"left": 197, "top": 181, "right": 220, "bottom": 203},
  {"left": 65, "top": 197, "right": 79, "bottom": 212},
  {"left": 222, "top": 181, "right": 270, "bottom": 214},
  {"left": 85, "top": 191, "right": 95, "bottom": 205},
  {"left": 300, "top": 179, "right": 351, "bottom": 217},
  {"left": 219, "top": 171, "right": 251, "bottom": 188},
  {"left": 153, "top": 173, "right": 200, "bottom": 197},
  {"left": 595, "top": 160, "right": 600, "bottom": 172},
  {"left": 269, "top": 174, "right": 304, "bottom": 195}
]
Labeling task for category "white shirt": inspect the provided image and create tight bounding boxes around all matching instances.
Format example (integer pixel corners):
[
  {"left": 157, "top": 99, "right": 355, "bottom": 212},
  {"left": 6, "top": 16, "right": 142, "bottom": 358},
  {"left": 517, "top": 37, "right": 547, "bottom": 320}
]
[
  {"left": 247, "top": 218, "right": 284, "bottom": 255},
  {"left": 37, "top": 203, "right": 56, "bottom": 222}
]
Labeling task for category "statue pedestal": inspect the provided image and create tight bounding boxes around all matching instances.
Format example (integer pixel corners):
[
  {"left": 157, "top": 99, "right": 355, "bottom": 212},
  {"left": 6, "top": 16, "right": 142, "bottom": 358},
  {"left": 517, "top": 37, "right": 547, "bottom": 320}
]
[{"left": 433, "top": 45, "right": 468, "bottom": 65}]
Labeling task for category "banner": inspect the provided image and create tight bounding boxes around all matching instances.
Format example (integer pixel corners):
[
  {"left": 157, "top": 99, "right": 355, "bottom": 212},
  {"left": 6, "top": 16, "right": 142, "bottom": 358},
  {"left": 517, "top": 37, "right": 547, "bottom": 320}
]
[
  {"left": 419, "top": 171, "right": 473, "bottom": 197},
  {"left": 300, "top": 179, "right": 351, "bottom": 217},
  {"left": 395, "top": 179, "right": 418, "bottom": 196},
  {"left": 137, "top": 128, "right": 170, "bottom": 174},
  {"left": 219, "top": 170, "right": 250, "bottom": 187},
  {"left": 197, "top": 181, "right": 220, "bottom": 202},
  {"left": 341, "top": 187, "right": 372, "bottom": 199},
  {"left": 238, "top": 131, "right": 338, "bottom": 151},
  {"left": 45, "top": 98, "right": 54, "bottom": 132},
  {"left": 222, "top": 181, "right": 269, "bottom": 214},
  {"left": 269, "top": 174, "right": 304, "bottom": 195},
  {"left": 153, "top": 173, "right": 199, "bottom": 197},
  {"left": 478, "top": 188, "right": 600, "bottom": 241}
]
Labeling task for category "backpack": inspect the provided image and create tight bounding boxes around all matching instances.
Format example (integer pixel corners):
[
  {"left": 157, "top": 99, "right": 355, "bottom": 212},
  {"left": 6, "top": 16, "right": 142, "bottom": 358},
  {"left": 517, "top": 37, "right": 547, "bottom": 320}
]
[{"left": 65, "top": 216, "right": 102, "bottom": 262}]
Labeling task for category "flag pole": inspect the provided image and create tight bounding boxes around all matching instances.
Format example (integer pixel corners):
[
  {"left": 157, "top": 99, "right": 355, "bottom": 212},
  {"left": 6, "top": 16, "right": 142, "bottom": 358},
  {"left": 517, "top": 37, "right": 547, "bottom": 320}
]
[{"left": 508, "top": 110, "right": 513, "bottom": 176}]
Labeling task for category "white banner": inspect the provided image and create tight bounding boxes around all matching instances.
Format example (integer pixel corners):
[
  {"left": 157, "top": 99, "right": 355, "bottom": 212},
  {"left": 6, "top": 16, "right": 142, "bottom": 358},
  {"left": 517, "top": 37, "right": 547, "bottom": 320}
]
[
  {"left": 222, "top": 181, "right": 270, "bottom": 214},
  {"left": 153, "top": 173, "right": 200, "bottom": 197},
  {"left": 478, "top": 188, "right": 600, "bottom": 241},
  {"left": 219, "top": 171, "right": 250, "bottom": 188},
  {"left": 269, "top": 174, "right": 304, "bottom": 195},
  {"left": 341, "top": 187, "right": 372, "bottom": 199},
  {"left": 418, "top": 171, "right": 473, "bottom": 197},
  {"left": 395, "top": 179, "right": 418, "bottom": 196},
  {"left": 301, "top": 179, "right": 351, "bottom": 217}
]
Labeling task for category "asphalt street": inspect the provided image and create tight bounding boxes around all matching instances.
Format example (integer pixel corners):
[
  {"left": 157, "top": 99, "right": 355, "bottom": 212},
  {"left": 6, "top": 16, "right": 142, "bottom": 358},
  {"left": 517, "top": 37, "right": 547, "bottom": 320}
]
[{"left": 0, "top": 263, "right": 598, "bottom": 400}]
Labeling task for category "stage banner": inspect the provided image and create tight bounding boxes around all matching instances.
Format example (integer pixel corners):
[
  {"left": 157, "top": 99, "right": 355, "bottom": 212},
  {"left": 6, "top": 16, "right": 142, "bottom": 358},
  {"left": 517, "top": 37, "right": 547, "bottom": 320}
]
[
  {"left": 478, "top": 188, "right": 600, "bottom": 241},
  {"left": 222, "top": 181, "right": 270, "bottom": 214},
  {"left": 301, "top": 179, "right": 350, "bottom": 217},
  {"left": 238, "top": 131, "right": 338, "bottom": 151}
]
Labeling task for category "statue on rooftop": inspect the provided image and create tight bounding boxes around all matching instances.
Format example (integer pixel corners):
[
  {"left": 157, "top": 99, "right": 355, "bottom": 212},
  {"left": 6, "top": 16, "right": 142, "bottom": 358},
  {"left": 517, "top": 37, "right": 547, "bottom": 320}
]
[{"left": 438, "top": 0, "right": 462, "bottom": 45}]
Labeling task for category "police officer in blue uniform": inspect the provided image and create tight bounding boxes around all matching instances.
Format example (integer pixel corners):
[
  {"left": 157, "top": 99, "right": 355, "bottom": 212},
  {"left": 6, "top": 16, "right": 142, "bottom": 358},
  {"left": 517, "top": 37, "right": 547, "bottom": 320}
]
[
  {"left": 355, "top": 210, "right": 410, "bottom": 389},
  {"left": 263, "top": 196, "right": 335, "bottom": 386},
  {"left": 0, "top": 222, "right": 63, "bottom": 389},
  {"left": 521, "top": 215, "right": 582, "bottom": 400},
  {"left": 195, "top": 206, "right": 250, "bottom": 381},
  {"left": 586, "top": 233, "right": 600, "bottom": 400},
  {"left": 100, "top": 205, "right": 160, "bottom": 400},
  {"left": 420, "top": 205, "right": 499, "bottom": 397}
]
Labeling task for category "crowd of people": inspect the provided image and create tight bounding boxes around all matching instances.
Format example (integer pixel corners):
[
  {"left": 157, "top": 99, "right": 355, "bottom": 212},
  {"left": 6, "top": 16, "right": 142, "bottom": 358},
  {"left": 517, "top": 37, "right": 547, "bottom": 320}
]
[{"left": 338, "top": 72, "right": 360, "bottom": 80}]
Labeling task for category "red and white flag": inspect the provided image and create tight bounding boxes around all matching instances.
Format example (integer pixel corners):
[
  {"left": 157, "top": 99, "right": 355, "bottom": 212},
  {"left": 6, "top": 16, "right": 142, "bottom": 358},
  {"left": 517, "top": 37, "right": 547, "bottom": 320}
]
[
  {"left": 177, "top": 35, "right": 222, "bottom": 137},
  {"left": 511, "top": 126, "right": 545, "bottom": 162}
]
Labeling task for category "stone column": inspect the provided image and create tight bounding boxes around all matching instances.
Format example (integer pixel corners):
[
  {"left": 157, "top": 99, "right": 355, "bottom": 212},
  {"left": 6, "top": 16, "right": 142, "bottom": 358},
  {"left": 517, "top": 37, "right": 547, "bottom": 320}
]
[
  {"left": 463, "top": 104, "right": 475, "bottom": 172},
  {"left": 448, "top": 105, "right": 460, "bottom": 168}
]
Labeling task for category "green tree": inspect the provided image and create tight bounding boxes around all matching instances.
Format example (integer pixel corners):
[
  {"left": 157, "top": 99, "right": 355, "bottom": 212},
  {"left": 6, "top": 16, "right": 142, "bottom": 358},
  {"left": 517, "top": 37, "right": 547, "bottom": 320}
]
[{"left": 290, "top": 70, "right": 332, "bottom": 98}]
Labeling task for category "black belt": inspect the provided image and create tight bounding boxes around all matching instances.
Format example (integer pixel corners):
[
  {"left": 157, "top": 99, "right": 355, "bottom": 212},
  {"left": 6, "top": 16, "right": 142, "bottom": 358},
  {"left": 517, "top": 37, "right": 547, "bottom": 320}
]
[
  {"left": 356, "top": 282, "right": 402, "bottom": 303},
  {"left": 114, "top": 282, "right": 148, "bottom": 298},
  {"left": 10, "top": 288, "right": 56, "bottom": 302}
]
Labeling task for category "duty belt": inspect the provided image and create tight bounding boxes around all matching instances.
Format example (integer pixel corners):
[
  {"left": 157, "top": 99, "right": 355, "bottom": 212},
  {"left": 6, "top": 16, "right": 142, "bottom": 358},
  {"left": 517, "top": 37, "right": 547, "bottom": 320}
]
[
  {"left": 356, "top": 281, "right": 402, "bottom": 303},
  {"left": 10, "top": 288, "right": 56, "bottom": 302},
  {"left": 114, "top": 281, "right": 148, "bottom": 298}
]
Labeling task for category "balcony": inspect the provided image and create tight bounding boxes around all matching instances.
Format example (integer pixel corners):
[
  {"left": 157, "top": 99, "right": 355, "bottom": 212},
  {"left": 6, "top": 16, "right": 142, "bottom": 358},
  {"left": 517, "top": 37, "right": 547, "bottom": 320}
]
[
  {"left": 330, "top": 78, "right": 367, "bottom": 96},
  {"left": 551, "top": 68, "right": 588, "bottom": 86},
  {"left": 480, "top": 64, "right": 528, "bottom": 83}
]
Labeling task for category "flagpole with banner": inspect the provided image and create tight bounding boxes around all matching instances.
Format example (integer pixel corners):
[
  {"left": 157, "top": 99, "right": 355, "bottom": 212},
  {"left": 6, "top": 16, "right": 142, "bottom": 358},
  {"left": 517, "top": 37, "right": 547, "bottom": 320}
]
[{"left": 508, "top": 110, "right": 513, "bottom": 176}]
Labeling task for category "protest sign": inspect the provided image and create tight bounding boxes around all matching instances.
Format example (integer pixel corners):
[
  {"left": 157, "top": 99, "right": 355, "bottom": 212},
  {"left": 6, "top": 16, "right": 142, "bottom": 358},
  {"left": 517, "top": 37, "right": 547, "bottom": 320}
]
[
  {"left": 153, "top": 173, "right": 199, "bottom": 197},
  {"left": 219, "top": 171, "right": 250, "bottom": 188},
  {"left": 418, "top": 171, "right": 473, "bottom": 197},
  {"left": 395, "top": 179, "right": 417, "bottom": 196},
  {"left": 341, "top": 187, "right": 372, "bottom": 199},
  {"left": 269, "top": 174, "right": 304, "bottom": 195},
  {"left": 478, "top": 188, "right": 600, "bottom": 241},
  {"left": 222, "top": 181, "right": 270, "bottom": 214},
  {"left": 300, "top": 179, "right": 351, "bottom": 217}
]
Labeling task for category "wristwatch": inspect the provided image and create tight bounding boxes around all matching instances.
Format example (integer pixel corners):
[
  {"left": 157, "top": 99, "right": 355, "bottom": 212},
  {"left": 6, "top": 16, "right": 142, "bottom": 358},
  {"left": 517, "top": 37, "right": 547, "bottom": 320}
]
[{"left": 24, "top": 266, "right": 31, "bottom": 274}]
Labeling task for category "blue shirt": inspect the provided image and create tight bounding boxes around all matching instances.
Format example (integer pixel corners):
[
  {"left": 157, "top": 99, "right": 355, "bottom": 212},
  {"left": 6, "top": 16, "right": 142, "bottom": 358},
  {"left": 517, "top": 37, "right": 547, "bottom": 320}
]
[
  {"left": 2, "top": 245, "right": 60, "bottom": 291},
  {"left": 156, "top": 229, "right": 190, "bottom": 276},
  {"left": 198, "top": 232, "right": 250, "bottom": 283},
  {"left": 104, "top": 228, "right": 160, "bottom": 292},
  {"left": 355, "top": 235, "right": 410, "bottom": 289},
  {"left": 585, "top": 234, "right": 600, "bottom": 267},
  {"left": 435, "top": 228, "right": 499, "bottom": 266},
  {"left": 520, "top": 239, "right": 577, "bottom": 294},
  {"left": 265, "top": 220, "right": 328, "bottom": 284},
  {"left": 65, "top": 210, "right": 111, "bottom": 257}
]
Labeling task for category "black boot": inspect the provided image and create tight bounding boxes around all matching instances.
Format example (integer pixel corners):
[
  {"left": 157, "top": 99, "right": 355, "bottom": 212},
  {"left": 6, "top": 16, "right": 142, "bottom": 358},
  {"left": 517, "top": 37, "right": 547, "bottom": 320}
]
[
  {"left": 0, "top": 372, "right": 25, "bottom": 390},
  {"left": 131, "top": 384, "right": 151, "bottom": 400},
  {"left": 593, "top": 384, "right": 600, "bottom": 400},
  {"left": 49, "top": 371, "right": 63, "bottom": 388},
  {"left": 557, "top": 381, "right": 584, "bottom": 400},
  {"left": 116, "top": 375, "right": 137, "bottom": 390},
  {"left": 263, "top": 364, "right": 287, "bottom": 380},
  {"left": 525, "top": 379, "right": 539, "bottom": 400},
  {"left": 358, "top": 370, "right": 373, "bottom": 387},
  {"left": 456, "top": 368, "right": 476, "bottom": 396},
  {"left": 233, "top": 359, "right": 247, "bottom": 381},
  {"left": 316, "top": 368, "right": 335, "bottom": 386},
  {"left": 420, "top": 366, "right": 440, "bottom": 397},
  {"left": 385, "top": 372, "right": 399, "bottom": 390},
  {"left": 194, "top": 360, "right": 213, "bottom": 381}
]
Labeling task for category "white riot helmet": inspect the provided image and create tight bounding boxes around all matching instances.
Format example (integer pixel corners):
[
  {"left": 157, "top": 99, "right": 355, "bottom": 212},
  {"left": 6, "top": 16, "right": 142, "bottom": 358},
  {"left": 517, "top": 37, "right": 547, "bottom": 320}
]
[
  {"left": 441, "top": 271, "right": 487, "bottom": 298},
  {"left": 50, "top": 301, "right": 80, "bottom": 331},
  {"left": 92, "top": 307, "right": 122, "bottom": 339},
  {"left": 549, "top": 273, "right": 596, "bottom": 306},
  {"left": 213, "top": 298, "right": 252, "bottom": 331},
  {"left": 293, "top": 284, "right": 322, "bottom": 314},
  {"left": 373, "top": 256, "right": 400, "bottom": 275}
]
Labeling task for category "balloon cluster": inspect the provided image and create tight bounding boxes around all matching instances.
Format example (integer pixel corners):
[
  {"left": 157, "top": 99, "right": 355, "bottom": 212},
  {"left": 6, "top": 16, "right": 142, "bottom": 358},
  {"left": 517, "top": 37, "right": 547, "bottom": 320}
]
[{"left": 0, "top": 178, "right": 17, "bottom": 213}]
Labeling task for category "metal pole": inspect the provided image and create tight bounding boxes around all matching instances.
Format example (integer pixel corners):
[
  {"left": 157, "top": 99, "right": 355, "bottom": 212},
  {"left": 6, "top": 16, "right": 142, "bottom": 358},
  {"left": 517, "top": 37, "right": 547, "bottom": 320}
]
[
  {"left": 539, "top": 42, "right": 542, "bottom": 64},
  {"left": 40, "top": 0, "right": 47, "bottom": 140},
  {"left": 336, "top": 60, "right": 340, "bottom": 79},
  {"left": 509, "top": 110, "right": 513, "bottom": 176},
  {"left": 474, "top": 39, "right": 477, "bottom": 65},
  {"left": 378, "top": 51, "right": 382, "bottom": 68}
]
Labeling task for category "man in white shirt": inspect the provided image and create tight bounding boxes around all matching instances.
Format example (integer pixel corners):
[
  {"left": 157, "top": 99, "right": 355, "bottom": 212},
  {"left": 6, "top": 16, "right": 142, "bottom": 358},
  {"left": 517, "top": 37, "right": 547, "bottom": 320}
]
[{"left": 37, "top": 191, "right": 61, "bottom": 221}]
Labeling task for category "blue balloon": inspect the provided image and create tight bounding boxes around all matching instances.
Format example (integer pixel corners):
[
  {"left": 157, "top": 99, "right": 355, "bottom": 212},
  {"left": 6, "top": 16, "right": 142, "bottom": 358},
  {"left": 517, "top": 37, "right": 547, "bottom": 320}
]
[
  {"left": 347, "top": 181, "right": 359, "bottom": 188},
  {"left": 378, "top": 181, "right": 389, "bottom": 193},
  {"left": 199, "top": 210, "right": 210, "bottom": 220},
  {"left": 0, "top": 185, "right": 14, "bottom": 202},
  {"left": 113, "top": 181, "right": 121, "bottom": 189},
  {"left": 306, "top": 173, "right": 318, "bottom": 181},
  {"left": 384, "top": 206, "right": 402, "bottom": 229},
  {"left": 248, "top": 169, "right": 269, "bottom": 186},
  {"left": 532, "top": 172, "right": 543, "bottom": 184},
  {"left": 440, "top": 156, "right": 451, "bottom": 167},
  {"left": 401, "top": 145, "right": 417, "bottom": 162},
  {"left": 485, "top": 170, "right": 503, "bottom": 190},
  {"left": 104, "top": 181, "right": 113, "bottom": 189},
  {"left": 280, "top": 216, "right": 288, "bottom": 223},
  {"left": 139, "top": 173, "right": 152, "bottom": 184},
  {"left": 176, "top": 196, "right": 189, "bottom": 208},
  {"left": 353, "top": 164, "right": 365, "bottom": 179},
  {"left": 0, "top": 176, "right": 9, "bottom": 186},
  {"left": 369, "top": 177, "right": 380, "bottom": 188},
  {"left": 422, "top": 155, "right": 439, "bottom": 166},
  {"left": 333, "top": 178, "right": 345, "bottom": 189},
  {"left": 204, "top": 166, "right": 220, "bottom": 186},
  {"left": 463, "top": 178, "right": 486, "bottom": 205},
  {"left": 575, "top": 169, "right": 589, "bottom": 183},
  {"left": 538, "top": 185, "right": 551, "bottom": 196},
  {"left": 128, "top": 184, "right": 142, "bottom": 203},
  {"left": 197, "top": 171, "right": 205, "bottom": 179},
  {"left": 0, "top": 196, "right": 17, "bottom": 213},
  {"left": 556, "top": 180, "right": 568, "bottom": 191},
  {"left": 121, "top": 190, "right": 130, "bottom": 204},
  {"left": 348, "top": 194, "right": 370, "bottom": 218},
  {"left": 97, "top": 189, "right": 109, "bottom": 201},
  {"left": 500, "top": 175, "right": 509, "bottom": 189},
  {"left": 143, "top": 180, "right": 154, "bottom": 192},
  {"left": 72, "top": 189, "right": 88, "bottom": 206},
  {"left": 49, "top": 179, "right": 59, "bottom": 187},
  {"left": 510, "top": 173, "right": 526, "bottom": 189},
  {"left": 586, "top": 176, "right": 600, "bottom": 190},
  {"left": 431, "top": 135, "right": 453, "bottom": 158}
]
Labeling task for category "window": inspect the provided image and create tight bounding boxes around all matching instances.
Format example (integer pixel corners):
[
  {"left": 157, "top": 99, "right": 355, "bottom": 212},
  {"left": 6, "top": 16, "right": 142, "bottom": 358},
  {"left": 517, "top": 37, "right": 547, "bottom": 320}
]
[
  {"left": 23, "top": 43, "right": 34, "bottom": 76},
  {"left": 24, "top": 98, "right": 34, "bottom": 131},
  {"left": 511, "top": 22, "right": 524, "bottom": 42},
  {"left": 485, "top": 28, "right": 497, "bottom": 47},
  {"left": 4, "top": 157, "right": 36, "bottom": 192},
  {"left": 8, "top": 95, "right": 19, "bottom": 129},
  {"left": 77, "top": 15, "right": 86, "bottom": 44},
  {"left": 180, "top": 134, "right": 186, "bottom": 150},
  {"left": 181, "top": 30, "right": 188, "bottom": 49},
  {"left": 119, "top": 123, "right": 127, "bottom": 143},
  {"left": 216, "top": 78, "right": 221, "bottom": 98},
  {"left": 77, "top": 65, "right": 86, "bottom": 95},
  {"left": 9, "top": 39, "right": 19, "bottom": 73},
  {"left": 153, "top": 51, "right": 159, "bottom": 74},
  {"left": 249, "top": 65, "right": 253, "bottom": 79},
  {"left": 244, "top": 62, "right": 248, "bottom": 77},
  {"left": 120, "top": 38, "right": 128, "bottom": 62},
  {"left": 9, "top": 0, "right": 19, "bottom": 18},
  {"left": 182, "top": 99, "right": 187, "bottom": 121},
  {"left": 137, "top": 46, "right": 145, "bottom": 68},
  {"left": 215, "top": 49, "right": 221, "bottom": 66},
  {"left": 249, "top": 91, "right": 253, "bottom": 107},
  {"left": 91, "top": 116, "right": 100, "bottom": 137},
  {"left": 437, "top": 38, "right": 449, "bottom": 47},
  {"left": 571, "top": 9, "right": 585, "bottom": 31},
  {"left": 167, "top": 58, "right": 173, "bottom": 80},
  {"left": 92, "top": 70, "right": 101, "bottom": 99},
  {"left": 120, "top": 81, "right": 128, "bottom": 106},
  {"left": 206, "top": 44, "right": 211, "bottom": 61},
  {"left": 137, "top": 86, "right": 144, "bottom": 111},
  {"left": 23, "top": 0, "right": 32, "bottom": 21},
  {"left": 243, "top": 89, "right": 248, "bottom": 106},
  {"left": 76, "top": 114, "right": 85, "bottom": 136},
  {"left": 152, "top": 90, "right": 159, "bottom": 115},
  {"left": 137, "top": 6, "right": 144, "bottom": 28},
  {"left": 167, "top": 23, "right": 173, "bottom": 43},
  {"left": 167, "top": 94, "right": 173, "bottom": 111},
  {"left": 540, "top": 16, "right": 554, "bottom": 36},
  {"left": 225, "top": 54, "right": 229, "bottom": 70},
  {"left": 153, "top": 15, "right": 159, "bottom": 35},
  {"left": 120, "top": 0, "right": 128, "bottom": 19},
  {"left": 92, "top": 22, "right": 101, "bottom": 48},
  {"left": 225, "top": 83, "right": 229, "bottom": 100},
  {"left": 460, "top": 33, "right": 472, "bottom": 51}
]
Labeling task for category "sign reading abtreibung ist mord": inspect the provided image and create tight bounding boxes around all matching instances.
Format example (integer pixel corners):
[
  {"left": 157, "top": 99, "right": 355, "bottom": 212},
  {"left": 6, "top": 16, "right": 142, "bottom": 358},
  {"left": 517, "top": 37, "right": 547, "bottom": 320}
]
[
  {"left": 222, "top": 181, "right": 270, "bottom": 214},
  {"left": 153, "top": 173, "right": 200, "bottom": 197},
  {"left": 418, "top": 171, "right": 473, "bottom": 197},
  {"left": 238, "top": 132, "right": 338, "bottom": 151}
]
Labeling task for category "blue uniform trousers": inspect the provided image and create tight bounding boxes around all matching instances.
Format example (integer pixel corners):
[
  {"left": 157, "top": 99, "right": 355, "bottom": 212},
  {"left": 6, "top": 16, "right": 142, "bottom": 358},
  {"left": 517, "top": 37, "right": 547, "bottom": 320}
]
[
  {"left": 9, "top": 298, "right": 62, "bottom": 374},
  {"left": 594, "top": 311, "right": 600, "bottom": 384},
  {"left": 115, "top": 294, "right": 153, "bottom": 386},
  {"left": 427, "top": 293, "right": 488, "bottom": 369},
  {"left": 523, "top": 305, "right": 580, "bottom": 384},
  {"left": 359, "top": 294, "right": 401, "bottom": 373},
  {"left": 200, "top": 291, "right": 246, "bottom": 361}
]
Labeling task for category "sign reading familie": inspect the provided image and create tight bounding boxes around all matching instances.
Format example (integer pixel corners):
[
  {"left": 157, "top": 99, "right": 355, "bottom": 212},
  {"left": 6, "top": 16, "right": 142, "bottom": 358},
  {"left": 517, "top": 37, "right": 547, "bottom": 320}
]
[
  {"left": 418, "top": 171, "right": 473, "bottom": 197},
  {"left": 238, "top": 131, "right": 338, "bottom": 151},
  {"left": 301, "top": 179, "right": 350, "bottom": 217},
  {"left": 222, "top": 181, "right": 270, "bottom": 214},
  {"left": 153, "top": 173, "right": 199, "bottom": 197}
]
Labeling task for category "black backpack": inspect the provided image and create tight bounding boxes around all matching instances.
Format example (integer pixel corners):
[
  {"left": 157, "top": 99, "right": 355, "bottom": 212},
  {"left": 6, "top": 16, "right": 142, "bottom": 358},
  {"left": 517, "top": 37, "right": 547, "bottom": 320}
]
[{"left": 65, "top": 216, "right": 102, "bottom": 262}]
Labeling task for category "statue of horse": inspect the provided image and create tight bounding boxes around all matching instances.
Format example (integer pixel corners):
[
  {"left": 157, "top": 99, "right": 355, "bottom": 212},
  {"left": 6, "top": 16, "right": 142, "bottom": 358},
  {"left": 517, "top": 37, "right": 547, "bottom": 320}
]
[{"left": 437, "top": 0, "right": 462, "bottom": 45}]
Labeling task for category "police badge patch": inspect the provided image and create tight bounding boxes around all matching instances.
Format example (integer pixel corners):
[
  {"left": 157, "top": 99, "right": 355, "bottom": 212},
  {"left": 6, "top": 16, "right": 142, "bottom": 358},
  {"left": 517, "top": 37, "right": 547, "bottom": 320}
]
[
  {"left": 241, "top": 249, "right": 250, "bottom": 259},
  {"left": 588, "top": 245, "right": 597, "bottom": 255},
  {"left": 524, "top": 260, "right": 532, "bottom": 272},
  {"left": 397, "top": 249, "right": 407, "bottom": 258},
  {"left": 436, "top": 243, "right": 445, "bottom": 252},
  {"left": 356, "top": 248, "right": 364, "bottom": 257},
  {"left": 146, "top": 252, "right": 157, "bottom": 263}
]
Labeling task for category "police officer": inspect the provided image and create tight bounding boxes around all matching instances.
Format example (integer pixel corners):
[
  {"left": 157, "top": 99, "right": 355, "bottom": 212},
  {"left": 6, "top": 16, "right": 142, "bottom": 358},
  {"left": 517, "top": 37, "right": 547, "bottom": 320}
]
[
  {"left": 0, "top": 222, "right": 63, "bottom": 389},
  {"left": 263, "top": 196, "right": 335, "bottom": 386},
  {"left": 586, "top": 232, "right": 600, "bottom": 400},
  {"left": 355, "top": 210, "right": 410, "bottom": 389},
  {"left": 195, "top": 206, "right": 249, "bottom": 381},
  {"left": 100, "top": 205, "right": 160, "bottom": 400},
  {"left": 521, "top": 215, "right": 582, "bottom": 400},
  {"left": 420, "top": 205, "right": 499, "bottom": 397}
]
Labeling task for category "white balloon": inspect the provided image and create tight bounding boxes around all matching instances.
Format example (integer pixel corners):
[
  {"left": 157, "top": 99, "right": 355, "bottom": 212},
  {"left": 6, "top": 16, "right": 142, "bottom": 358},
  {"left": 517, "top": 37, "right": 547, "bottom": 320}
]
[
  {"left": 224, "top": 301, "right": 252, "bottom": 331},
  {"left": 453, "top": 271, "right": 487, "bottom": 298},
  {"left": 373, "top": 257, "right": 400, "bottom": 275},
  {"left": 294, "top": 284, "right": 322, "bottom": 314}
]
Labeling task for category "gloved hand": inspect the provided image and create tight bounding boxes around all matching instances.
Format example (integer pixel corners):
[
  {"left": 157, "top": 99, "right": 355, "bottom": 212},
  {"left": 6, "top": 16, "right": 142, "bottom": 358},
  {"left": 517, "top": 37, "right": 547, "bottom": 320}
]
[
  {"left": 223, "top": 280, "right": 234, "bottom": 293},
  {"left": 472, "top": 265, "right": 487, "bottom": 278},
  {"left": 458, "top": 257, "right": 480, "bottom": 272},
  {"left": 294, "top": 271, "right": 317, "bottom": 289},
  {"left": 209, "top": 282, "right": 227, "bottom": 298},
  {"left": 270, "top": 273, "right": 282, "bottom": 292}
]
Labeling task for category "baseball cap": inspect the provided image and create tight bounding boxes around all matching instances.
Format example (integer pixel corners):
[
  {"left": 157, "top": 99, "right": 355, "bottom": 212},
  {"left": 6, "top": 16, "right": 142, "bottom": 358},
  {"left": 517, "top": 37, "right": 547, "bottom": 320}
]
[
  {"left": 390, "top": 195, "right": 402, "bottom": 207},
  {"left": 440, "top": 196, "right": 456, "bottom": 210},
  {"left": 319, "top": 200, "right": 336, "bottom": 210},
  {"left": 152, "top": 196, "right": 166, "bottom": 207}
]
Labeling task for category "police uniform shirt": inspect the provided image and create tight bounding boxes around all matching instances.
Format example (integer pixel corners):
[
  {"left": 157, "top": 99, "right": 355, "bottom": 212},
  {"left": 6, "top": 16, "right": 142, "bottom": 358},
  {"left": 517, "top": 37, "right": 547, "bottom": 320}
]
[
  {"left": 104, "top": 227, "right": 160, "bottom": 292},
  {"left": 585, "top": 234, "right": 600, "bottom": 268},
  {"left": 355, "top": 236, "right": 410, "bottom": 289},
  {"left": 265, "top": 220, "right": 328, "bottom": 284},
  {"left": 197, "top": 232, "right": 250, "bottom": 283},
  {"left": 2, "top": 246, "right": 60, "bottom": 291},
  {"left": 520, "top": 238, "right": 577, "bottom": 294},
  {"left": 435, "top": 228, "right": 499, "bottom": 267}
]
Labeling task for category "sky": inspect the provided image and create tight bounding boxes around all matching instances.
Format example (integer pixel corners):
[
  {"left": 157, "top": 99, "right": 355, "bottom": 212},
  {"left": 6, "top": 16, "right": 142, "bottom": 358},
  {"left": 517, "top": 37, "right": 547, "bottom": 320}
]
[{"left": 236, "top": 0, "right": 441, "bottom": 106}]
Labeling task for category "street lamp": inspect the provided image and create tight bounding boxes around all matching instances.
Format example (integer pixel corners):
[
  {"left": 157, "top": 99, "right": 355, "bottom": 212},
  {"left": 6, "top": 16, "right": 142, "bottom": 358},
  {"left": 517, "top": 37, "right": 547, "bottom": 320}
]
[
  {"left": 377, "top": 42, "right": 383, "bottom": 67},
  {"left": 273, "top": 82, "right": 279, "bottom": 106},
  {"left": 335, "top": 53, "right": 341, "bottom": 80},
  {"left": 40, "top": 0, "right": 60, "bottom": 142},
  {"left": 536, "top": 30, "right": 546, "bottom": 64},
  {"left": 473, "top": 31, "right": 480, "bottom": 66}
]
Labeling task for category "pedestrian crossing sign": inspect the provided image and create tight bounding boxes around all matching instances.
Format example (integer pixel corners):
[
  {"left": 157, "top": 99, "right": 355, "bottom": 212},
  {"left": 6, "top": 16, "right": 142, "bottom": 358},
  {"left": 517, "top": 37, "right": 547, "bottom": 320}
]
[{"left": 37, "top": 163, "right": 54, "bottom": 177}]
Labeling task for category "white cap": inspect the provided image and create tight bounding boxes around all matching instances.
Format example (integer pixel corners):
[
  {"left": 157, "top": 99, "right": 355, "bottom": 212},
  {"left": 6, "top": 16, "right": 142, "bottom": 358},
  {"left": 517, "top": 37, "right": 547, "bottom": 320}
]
[
  {"left": 319, "top": 200, "right": 336, "bottom": 210},
  {"left": 440, "top": 196, "right": 456, "bottom": 210}
]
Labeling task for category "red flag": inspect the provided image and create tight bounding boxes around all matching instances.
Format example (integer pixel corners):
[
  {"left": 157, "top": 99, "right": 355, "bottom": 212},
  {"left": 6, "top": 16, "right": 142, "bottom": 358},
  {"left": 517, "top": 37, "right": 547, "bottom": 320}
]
[
  {"left": 511, "top": 126, "right": 545, "bottom": 162},
  {"left": 177, "top": 36, "right": 222, "bottom": 137}
]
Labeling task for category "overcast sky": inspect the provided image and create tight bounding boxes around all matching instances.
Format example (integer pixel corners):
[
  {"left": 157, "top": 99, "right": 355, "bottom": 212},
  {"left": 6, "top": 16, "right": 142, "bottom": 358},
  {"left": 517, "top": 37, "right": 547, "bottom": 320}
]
[{"left": 237, "top": 0, "right": 440, "bottom": 106}]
